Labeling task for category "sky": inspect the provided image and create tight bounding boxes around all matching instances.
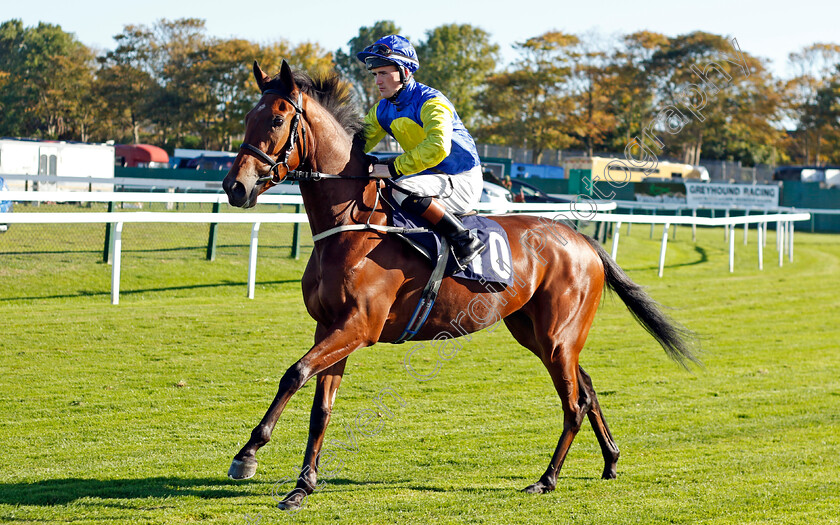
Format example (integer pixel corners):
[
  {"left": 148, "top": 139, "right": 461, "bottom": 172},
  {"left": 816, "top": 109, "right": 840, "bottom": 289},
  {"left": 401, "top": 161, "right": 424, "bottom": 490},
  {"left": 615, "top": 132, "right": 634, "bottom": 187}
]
[{"left": 4, "top": 0, "right": 839, "bottom": 79}]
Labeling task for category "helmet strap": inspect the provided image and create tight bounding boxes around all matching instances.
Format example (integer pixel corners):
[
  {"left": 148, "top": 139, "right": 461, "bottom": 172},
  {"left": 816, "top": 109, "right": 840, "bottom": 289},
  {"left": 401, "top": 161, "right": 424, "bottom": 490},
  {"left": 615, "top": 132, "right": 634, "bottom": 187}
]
[
  {"left": 387, "top": 84, "right": 406, "bottom": 103},
  {"left": 398, "top": 66, "right": 411, "bottom": 85}
]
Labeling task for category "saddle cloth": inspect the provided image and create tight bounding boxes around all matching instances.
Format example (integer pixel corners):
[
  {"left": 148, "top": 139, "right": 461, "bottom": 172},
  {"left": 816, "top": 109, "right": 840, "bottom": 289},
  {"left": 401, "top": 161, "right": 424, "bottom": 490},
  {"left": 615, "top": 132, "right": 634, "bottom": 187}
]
[{"left": 390, "top": 205, "right": 514, "bottom": 287}]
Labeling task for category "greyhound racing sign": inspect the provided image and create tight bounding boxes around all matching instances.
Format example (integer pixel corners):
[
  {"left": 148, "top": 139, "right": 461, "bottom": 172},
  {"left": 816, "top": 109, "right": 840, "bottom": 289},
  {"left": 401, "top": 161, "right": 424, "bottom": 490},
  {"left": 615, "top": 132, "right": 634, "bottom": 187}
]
[{"left": 685, "top": 182, "right": 779, "bottom": 209}]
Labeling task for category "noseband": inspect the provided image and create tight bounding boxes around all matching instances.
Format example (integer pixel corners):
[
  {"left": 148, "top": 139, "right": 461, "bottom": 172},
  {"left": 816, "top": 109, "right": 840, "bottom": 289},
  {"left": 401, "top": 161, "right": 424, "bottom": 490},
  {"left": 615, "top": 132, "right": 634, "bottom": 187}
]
[{"left": 240, "top": 89, "right": 307, "bottom": 185}]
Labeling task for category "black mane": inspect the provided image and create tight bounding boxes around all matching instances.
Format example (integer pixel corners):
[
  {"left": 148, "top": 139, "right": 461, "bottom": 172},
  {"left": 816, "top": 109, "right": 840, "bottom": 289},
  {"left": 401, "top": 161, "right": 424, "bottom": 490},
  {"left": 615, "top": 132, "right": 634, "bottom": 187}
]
[{"left": 264, "top": 69, "right": 365, "bottom": 138}]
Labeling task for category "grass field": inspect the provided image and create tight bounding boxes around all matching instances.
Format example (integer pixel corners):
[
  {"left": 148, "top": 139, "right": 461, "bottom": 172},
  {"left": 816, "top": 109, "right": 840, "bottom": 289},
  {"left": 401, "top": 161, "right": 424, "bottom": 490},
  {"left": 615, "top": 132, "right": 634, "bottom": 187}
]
[{"left": 0, "top": 217, "right": 838, "bottom": 524}]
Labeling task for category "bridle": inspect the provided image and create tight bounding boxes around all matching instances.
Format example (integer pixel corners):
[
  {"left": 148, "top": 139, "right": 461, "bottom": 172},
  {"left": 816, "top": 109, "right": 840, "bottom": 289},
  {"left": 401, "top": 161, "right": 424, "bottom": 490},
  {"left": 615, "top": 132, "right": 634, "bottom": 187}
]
[
  {"left": 239, "top": 89, "right": 307, "bottom": 185},
  {"left": 236, "top": 87, "right": 391, "bottom": 184},
  {"left": 232, "top": 84, "right": 432, "bottom": 248}
]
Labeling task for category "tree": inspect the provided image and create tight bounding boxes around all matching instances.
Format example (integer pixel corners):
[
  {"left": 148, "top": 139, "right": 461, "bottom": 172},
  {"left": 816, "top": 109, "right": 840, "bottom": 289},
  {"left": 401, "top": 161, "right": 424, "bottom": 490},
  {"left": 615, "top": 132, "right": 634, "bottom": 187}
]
[
  {"left": 563, "top": 33, "right": 618, "bottom": 156},
  {"left": 476, "top": 32, "right": 578, "bottom": 163},
  {"left": 166, "top": 36, "right": 335, "bottom": 151},
  {"left": 96, "top": 24, "right": 159, "bottom": 143},
  {"left": 0, "top": 19, "right": 96, "bottom": 139},
  {"left": 643, "top": 31, "right": 784, "bottom": 166},
  {"left": 152, "top": 18, "right": 211, "bottom": 147},
  {"left": 601, "top": 31, "right": 666, "bottom": 151},
  {"left": 783, "top": 43, "right": 840, "bottom": 165},
  {"left": 334, "top": 21, "right": 401, "bottom": 110},
  {"left": 414, "top": 24, "right": 499, "bottom": 127},
  {"left": 46, "top": 43, "right": 98, "bottom": 141},
  {"left": 94, "top": 19, "right": 211, "bottom": 147}
]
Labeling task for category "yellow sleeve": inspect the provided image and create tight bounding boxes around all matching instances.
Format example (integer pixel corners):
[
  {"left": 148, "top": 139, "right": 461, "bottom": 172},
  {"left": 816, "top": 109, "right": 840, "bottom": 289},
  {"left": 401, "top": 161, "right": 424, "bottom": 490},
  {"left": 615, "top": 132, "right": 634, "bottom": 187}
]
[
  {"left": 393, "top": 98, "right": 453, "bottom": 176},
  {"left": 363, "top": 105, "right": 387, "bottom": 153}
]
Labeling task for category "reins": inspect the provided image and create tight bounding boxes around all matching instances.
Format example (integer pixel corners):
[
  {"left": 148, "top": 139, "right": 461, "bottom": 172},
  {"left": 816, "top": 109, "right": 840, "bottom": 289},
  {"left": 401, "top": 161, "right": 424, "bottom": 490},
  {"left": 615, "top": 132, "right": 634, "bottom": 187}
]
[
  {"left": 239, "top": 89, "right": 388, "bottom": 184},
  {"left": 237, "top": 88, "right": 429, "bottom": 243},
  {"left": 234, "top": 78, "right": 457, "bottom": 344}
]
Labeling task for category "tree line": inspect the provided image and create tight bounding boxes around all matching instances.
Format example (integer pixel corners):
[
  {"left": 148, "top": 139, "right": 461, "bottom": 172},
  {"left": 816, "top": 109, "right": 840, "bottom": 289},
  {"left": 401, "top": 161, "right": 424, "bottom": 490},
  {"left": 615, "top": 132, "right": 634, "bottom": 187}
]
[{"left": 1, "top": 18, "right": 839, "bottom": 167}]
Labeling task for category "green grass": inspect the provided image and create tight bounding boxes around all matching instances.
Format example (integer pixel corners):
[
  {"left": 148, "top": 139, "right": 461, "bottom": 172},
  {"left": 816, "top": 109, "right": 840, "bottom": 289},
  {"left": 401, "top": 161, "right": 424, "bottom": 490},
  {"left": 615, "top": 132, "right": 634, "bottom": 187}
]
[{"left": 0, "top": 220, "right": 838, "bottom": 524}]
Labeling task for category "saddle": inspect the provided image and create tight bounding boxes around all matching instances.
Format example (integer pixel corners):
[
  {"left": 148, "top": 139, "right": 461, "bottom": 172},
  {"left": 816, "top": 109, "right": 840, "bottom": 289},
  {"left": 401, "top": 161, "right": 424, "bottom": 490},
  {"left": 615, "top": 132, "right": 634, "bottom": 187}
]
[
  {"left": 382, "top": 192, "right": 515, "bottom": 344},
  {"left": 384, "top": 192, "right": 514, "bottom": 286}
]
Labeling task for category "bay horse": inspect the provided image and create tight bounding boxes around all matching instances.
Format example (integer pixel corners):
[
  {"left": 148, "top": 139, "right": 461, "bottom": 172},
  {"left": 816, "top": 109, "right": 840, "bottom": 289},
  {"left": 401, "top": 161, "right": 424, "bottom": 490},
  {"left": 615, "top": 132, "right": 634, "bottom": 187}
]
[{"left": 222, "top": 60, "right": 698, "bottom": 509}]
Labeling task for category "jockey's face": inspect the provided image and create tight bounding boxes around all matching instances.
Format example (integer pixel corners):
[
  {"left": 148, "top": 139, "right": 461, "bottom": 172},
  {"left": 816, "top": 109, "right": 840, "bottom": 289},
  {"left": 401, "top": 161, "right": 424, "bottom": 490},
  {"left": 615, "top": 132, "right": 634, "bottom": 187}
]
[{"left": 371, "top": 65, "right": 402, "bottom": 99}]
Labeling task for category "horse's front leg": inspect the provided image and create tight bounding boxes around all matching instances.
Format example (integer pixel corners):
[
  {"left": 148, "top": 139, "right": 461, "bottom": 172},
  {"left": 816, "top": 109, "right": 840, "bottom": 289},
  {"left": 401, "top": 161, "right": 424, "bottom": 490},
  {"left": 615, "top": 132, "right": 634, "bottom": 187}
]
[
  {"left": 228, "top": 319, "right": 371, "bottom": 480},
  {"left": 276, "top": 358, "right": 347, "bottom": 510}
]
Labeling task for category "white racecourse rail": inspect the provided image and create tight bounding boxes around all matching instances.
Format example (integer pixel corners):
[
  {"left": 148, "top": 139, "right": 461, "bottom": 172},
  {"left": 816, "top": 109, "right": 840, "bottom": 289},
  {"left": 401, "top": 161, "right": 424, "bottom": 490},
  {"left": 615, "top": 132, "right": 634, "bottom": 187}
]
[
  {"left": 0, "top": 191, "right": 613, "bottom": 304},
  {"left": 0, "top": 191, "right": 808, "bottom": 303},
  {"left": 523, "top": 210, "right": 811, "bottom": 277}
]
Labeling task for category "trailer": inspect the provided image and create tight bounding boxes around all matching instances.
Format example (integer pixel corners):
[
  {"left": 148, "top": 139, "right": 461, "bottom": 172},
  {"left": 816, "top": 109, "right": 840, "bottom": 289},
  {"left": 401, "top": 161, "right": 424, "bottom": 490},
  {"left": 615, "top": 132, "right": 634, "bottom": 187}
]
[
  {"left": 115, "top": 144, "right": 169, "bottom": 168},
  {"left": 0, "top": 138, "right": 115, "bottom": 191}
]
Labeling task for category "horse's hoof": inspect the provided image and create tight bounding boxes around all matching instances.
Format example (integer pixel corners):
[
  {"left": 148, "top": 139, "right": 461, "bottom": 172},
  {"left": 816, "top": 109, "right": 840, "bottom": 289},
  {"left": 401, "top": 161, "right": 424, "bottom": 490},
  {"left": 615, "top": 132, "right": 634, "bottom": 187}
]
[
  {"left": 277, "top": 489, "right": 306, "bottom": 513},
  {"left": 228, "top": 457, "right": 258, "bottom": 480},
  {"left": 522, "top": 481, "right": 554, "bottom": 494},
  {"left": 277, "top": 499, "right": 301, "bottom": 512}
]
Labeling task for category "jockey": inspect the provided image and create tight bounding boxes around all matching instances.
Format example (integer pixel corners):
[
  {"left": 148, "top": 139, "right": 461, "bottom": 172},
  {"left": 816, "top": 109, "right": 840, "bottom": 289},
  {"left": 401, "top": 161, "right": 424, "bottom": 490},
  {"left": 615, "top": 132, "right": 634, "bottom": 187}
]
[{"left": 358, "top": 34, "right": 486, "bottom": 270}]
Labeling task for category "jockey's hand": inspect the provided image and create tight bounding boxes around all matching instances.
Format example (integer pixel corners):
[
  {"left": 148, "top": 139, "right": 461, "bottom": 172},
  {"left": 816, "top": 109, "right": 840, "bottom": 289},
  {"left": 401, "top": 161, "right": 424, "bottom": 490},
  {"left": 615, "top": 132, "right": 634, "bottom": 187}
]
[
  {"left": 370, "top": 163, "right": 393, "bottom": 178},
  {"left": 366, "top": 155, "right": 398, "bottom": 178}
]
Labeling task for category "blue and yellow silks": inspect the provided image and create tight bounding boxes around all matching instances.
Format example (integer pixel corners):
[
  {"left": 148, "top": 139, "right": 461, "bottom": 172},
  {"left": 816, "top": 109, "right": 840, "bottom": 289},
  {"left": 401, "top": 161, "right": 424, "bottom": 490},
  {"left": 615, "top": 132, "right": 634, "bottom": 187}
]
[{"left": 364, "top": 79, "right": 480, "bottom": 177}]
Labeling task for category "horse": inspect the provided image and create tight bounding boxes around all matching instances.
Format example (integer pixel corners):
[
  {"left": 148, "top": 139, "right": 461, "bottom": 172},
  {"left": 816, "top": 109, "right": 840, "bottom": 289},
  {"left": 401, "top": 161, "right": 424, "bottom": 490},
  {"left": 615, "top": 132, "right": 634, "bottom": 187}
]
[{"left": 222, "top": 60, "right": 699, "bottom": 509}]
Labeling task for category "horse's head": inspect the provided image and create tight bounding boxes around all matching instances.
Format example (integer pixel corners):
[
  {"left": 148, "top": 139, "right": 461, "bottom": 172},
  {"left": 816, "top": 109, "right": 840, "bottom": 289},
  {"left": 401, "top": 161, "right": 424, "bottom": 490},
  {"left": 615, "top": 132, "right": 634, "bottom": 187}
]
[{"left": 223, "top": 60, "right": 307, "bottom": 208}]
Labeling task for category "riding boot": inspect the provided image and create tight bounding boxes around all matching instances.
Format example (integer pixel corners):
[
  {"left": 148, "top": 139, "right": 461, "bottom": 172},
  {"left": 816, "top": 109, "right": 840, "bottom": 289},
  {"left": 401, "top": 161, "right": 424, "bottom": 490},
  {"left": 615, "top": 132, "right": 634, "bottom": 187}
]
[
  {"left": 399, "top": 195, "right": 486, "bottom": 270},
  {"left": 435, "top": 208, "right": 487, "bottom": 270}
]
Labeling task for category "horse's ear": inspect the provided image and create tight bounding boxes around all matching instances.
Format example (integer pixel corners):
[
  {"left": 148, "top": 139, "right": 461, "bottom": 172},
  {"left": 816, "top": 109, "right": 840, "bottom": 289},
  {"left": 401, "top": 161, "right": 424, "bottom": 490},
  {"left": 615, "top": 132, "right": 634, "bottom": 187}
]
[
  {"left": 279, "top": 59, "right": 297, "bottom": 92},
  {"left": 253, "top": 61, "right": 271, "bottom": 92}
]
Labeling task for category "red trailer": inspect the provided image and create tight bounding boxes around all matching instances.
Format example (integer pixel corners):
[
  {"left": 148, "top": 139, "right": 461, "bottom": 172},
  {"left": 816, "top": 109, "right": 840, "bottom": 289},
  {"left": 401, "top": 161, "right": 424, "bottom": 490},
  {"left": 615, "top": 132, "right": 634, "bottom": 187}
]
[{"left": 115, "top": 144, "right": 169, "bottom": 168}]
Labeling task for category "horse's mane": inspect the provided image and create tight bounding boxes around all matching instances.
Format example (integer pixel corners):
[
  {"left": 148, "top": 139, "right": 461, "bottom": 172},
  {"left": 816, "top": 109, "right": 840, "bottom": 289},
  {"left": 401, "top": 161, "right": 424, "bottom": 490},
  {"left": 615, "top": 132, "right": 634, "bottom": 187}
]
[{"left": 264, "top": 69, "right": 365, "bottom": 139}]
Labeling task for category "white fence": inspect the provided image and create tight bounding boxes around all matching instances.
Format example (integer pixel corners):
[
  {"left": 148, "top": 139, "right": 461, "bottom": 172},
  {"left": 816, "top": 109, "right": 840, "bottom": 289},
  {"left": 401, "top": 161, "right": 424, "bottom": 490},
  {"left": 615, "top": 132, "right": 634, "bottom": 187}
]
[
  {"left": 0, "top": 190, "right": 616, "bottom": 213},
  {"left": 530, "top": 211, "right": 811, "bottom": 278},
  {"left": 1, "top": 211, "right": 306, "bottom": 304},
  {"left": 0, "top": 192, "right": 615, "bottom": 304},
  {"left": 0, "top": 191, "right": 810, "bottom": 303},
  {"left": 1, "top": 190, "right": 302, "bottom": 206}
]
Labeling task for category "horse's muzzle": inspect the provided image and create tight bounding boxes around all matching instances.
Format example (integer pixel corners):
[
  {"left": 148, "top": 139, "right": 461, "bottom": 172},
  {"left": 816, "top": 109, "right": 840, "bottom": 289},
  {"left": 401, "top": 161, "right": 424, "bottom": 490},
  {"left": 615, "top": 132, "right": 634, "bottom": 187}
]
[{"left": 223, "top": 177, "right": 252, "bottom": 208}]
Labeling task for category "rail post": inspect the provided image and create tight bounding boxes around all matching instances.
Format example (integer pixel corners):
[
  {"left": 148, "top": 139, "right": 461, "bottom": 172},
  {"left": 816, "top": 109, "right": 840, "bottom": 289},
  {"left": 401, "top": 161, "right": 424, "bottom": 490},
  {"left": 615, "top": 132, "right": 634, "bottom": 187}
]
[
  {"left": 757, "top": 223, "right": 764, "bottom": 270},
  {"left": 110, "top": 222, "right": 124, "bottom": 305},
  {"left": 206, "top": 201, "right": 220, "bottom": 261},
  {"left": 291, "top": 204, "right": 302, "bottom": 259},
  {"left": 103, "top": 201, "right": 115, "bottom": 264},
  {"left": 788, "top": 221, "right": 794, "bottom": 263},
  {"left": 248, "top": 222, "right": 261, "bottom": 299},
  {"left": 611, "top": 221, "right": 622, "bottom": 261},
  {"left": 778, "top": 220, "right": 784, "bottom": 267},
  {"left": 729, "top": 223, "right": 736, "bottom": 273},
  {"left": 658, "top": 223, "right": 670, "bottom": 278}
]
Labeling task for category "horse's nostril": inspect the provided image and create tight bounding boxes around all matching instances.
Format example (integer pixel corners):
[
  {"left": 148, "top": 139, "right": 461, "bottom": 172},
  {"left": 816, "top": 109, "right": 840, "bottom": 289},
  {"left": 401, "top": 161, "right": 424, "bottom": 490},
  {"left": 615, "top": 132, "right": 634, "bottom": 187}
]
[{"left": 225, "top": 180, "right": 249, "bottom": 207}]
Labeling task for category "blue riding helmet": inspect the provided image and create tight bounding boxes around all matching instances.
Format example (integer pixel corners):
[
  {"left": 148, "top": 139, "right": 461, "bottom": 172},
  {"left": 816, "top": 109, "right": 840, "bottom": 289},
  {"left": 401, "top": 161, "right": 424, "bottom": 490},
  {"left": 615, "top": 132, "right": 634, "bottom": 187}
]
[{"left": 356, "top": 35, "right": 419, "bottom": 83}]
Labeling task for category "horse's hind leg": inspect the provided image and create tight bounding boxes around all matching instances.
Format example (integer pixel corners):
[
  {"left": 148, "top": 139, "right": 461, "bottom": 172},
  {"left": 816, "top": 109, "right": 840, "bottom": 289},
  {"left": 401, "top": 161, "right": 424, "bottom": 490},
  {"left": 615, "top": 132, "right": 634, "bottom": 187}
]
[
  {"left": 579, "top": 365, "right": 620, "bottom": 479},
  {"left": 521, "top": 355, "right": 592, "bottom": 494},
  {"left": 505, "top": 313, "right": 591, "bottom": 493}
]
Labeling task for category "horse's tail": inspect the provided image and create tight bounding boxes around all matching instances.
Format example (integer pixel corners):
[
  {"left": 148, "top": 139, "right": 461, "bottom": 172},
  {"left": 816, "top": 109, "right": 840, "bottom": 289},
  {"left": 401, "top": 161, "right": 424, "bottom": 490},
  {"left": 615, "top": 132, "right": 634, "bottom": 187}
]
[{"left": 584, "top": 235, "right": 701, "bottom": 369}]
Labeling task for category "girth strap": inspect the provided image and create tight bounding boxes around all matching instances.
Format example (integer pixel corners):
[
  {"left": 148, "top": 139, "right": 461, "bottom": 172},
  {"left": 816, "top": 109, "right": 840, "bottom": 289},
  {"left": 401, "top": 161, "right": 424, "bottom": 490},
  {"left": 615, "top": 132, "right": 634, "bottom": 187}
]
[{"left": 393, "top": 238, "right": 450, "bottom": 344}]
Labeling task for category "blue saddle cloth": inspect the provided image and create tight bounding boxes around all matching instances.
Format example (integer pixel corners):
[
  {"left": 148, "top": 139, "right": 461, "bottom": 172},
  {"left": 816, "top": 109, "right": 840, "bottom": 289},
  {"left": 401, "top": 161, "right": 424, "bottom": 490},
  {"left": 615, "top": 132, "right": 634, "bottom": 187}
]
[{"left": 390, "top": 206, "right": 514, "bottom": 286}]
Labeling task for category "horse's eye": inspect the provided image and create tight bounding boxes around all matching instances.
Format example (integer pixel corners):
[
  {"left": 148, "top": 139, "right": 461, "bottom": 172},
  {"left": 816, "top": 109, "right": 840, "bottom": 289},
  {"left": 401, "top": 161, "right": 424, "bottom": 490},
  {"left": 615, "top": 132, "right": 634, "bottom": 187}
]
[{"left": 272, "top": 115, "right": 285, "bottom": 127}]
